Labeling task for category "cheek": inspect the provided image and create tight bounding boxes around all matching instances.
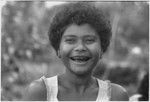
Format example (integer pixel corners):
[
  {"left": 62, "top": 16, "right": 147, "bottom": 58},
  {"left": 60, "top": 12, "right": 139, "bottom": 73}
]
[
  {"left": 88, "top": 43, "right": 101, "bottom": 54},
  {"left": 59, "top": 43, "right": 73, "bottom": 56}
]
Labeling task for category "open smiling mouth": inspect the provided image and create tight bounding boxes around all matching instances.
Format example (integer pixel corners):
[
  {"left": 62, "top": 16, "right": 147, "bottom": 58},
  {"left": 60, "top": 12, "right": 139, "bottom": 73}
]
[{"left": 70, "top": 56, "right": 91, "bottom": 64}]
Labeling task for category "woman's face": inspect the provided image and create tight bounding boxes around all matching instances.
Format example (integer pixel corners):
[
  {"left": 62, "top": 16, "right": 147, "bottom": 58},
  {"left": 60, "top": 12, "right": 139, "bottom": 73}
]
[{"left": 59, "top": 24, "right": 102, "bottom": 75}]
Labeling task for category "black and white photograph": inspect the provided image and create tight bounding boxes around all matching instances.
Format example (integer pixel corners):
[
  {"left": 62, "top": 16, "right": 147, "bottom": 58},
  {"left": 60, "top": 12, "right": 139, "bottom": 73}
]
[{"left": 1, "top": 1, "right": 149, "bottom": 101}]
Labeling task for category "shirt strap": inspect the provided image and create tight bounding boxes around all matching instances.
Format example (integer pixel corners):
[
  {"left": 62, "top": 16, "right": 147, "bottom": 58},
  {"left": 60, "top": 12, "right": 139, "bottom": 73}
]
[
  {"left": 96, "top": 78, "right": 111, "bottom": 101},
  {"left": 41, "top": 76, "right": 58, "bottom": 101},
  {"left": 106, "top": 80, "right": 111, "bottom": 101},
  {"left": 40, "top": 76, "right": 50, "bottom": 101}
]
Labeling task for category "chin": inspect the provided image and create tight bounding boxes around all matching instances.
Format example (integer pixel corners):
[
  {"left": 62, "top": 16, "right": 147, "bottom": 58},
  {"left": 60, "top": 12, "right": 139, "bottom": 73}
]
[{"left": 71, "top": 68, "right": 92, "bottom": 76}]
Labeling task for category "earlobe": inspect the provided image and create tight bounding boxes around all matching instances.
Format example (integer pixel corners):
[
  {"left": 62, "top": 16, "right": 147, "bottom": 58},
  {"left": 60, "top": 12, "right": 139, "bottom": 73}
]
[
  {"left": 99, "top": 54, "right": 102, "bottom": 59},
  {"left": 99, "top": 52, "right": 103, "bottom": 59},
  {"left": 57, "top": 50, "right": 61, "bottom": 58}
]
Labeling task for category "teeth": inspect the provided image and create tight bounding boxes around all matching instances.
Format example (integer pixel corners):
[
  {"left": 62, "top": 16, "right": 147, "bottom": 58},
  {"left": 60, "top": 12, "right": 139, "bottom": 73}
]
[{"left": 70, "top": 56, "right": 90, "bottom": 62}]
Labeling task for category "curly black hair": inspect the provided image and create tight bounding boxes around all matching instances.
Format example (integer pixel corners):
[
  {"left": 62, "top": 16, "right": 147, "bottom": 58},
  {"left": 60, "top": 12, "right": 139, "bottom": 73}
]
[{"left": 48, "top": 2, "right": 112, "bottom": 53}]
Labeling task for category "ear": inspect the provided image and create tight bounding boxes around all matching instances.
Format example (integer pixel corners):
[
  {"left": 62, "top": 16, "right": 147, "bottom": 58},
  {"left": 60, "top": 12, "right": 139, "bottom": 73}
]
[
  {"left": 99, "top": 51, "right": 103, "bottom": 59},
  {"left": 57, "top": 50, "right": 61, "bottom": 58}
]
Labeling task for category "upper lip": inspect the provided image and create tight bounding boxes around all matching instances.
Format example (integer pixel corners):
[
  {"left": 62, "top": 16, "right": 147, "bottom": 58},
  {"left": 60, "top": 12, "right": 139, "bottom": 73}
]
[
  {"left": 70, "top": 56, "right": 92, "bottom": 60},
  {"left": 70, "top": 56, "right": 91, "bottom": 58}
]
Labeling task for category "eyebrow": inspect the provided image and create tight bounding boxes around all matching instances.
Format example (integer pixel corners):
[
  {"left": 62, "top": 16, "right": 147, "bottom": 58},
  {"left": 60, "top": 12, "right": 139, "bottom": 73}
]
[
  {"left": 63, "top": 35, "right": 76, "bottom": 38},
  {"left": 63, "top": 34, "right": 97, "bottom": 38},
  {"left": 84, "top": 35, "right": 97, "bottom": 38}
]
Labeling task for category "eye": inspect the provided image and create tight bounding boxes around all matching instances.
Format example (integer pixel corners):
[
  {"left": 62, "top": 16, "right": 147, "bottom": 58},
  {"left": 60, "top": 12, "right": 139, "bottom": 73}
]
[
  {"left": 65, "top": 38, "right": 76, "bottom": 44},
  {"left": 85, "top": 37, "right": 96, "bottom": 44}
]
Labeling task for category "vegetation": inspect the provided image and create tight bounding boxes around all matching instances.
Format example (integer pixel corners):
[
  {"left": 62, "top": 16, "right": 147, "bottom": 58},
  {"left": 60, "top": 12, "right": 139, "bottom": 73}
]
[{"left": 1, "top": 1, "right": 149, "bottom": 101}]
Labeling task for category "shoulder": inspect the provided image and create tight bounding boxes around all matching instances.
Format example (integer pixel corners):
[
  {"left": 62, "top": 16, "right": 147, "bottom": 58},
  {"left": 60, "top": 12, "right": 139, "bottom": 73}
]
[
  {"left": 23, "top": 78, "right": 47, "bottom": 101},
  {"left": 110, "top": 83, "right": 129, "bottom": 101}
]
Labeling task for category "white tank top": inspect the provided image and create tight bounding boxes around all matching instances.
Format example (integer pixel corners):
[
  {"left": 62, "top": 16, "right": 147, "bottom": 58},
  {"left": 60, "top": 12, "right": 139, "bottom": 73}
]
[{"left": 41, "top": 76, "right": 111, "bottom": 101}]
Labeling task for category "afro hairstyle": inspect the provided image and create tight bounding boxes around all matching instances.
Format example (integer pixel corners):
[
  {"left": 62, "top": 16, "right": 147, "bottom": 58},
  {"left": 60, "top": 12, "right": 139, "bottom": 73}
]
[{"left": 48, "top": 2, "right": 112, "bottom": 53}]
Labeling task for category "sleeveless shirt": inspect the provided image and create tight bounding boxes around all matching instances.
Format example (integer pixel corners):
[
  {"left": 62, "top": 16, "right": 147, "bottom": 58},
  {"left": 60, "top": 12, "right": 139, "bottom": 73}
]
[{"left": 41, "top": 76, "right": 111, "bottom": 101}]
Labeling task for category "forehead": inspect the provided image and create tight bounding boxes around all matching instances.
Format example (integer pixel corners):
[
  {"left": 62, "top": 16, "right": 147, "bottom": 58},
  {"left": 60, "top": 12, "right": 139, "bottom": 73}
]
[{"left": 63, "top": 24, "right": 98, "bottom": 37}]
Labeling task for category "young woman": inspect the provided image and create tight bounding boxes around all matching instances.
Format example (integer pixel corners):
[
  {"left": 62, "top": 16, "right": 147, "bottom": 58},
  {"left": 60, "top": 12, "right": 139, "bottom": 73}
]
[{"left": 23, "top": 2, "right": 129, "bottom": 101}]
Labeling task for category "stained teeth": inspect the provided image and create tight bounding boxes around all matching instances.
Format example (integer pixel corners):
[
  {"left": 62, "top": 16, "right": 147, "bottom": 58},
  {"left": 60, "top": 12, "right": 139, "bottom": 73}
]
[{"left": 70, "top": 56, "right": 90, "bottom": 61}]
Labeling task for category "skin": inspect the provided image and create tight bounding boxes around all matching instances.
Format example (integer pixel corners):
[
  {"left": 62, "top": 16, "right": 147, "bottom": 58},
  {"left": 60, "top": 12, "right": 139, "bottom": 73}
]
[
  {"left": 23, "top": 24, "right": 129, "bottom": 101},
  {"left": 59, "top": 24, "right": 102, "bottom": 76},
  {"left": 57, "top": 24, "right": 101, "bottom": 101}
]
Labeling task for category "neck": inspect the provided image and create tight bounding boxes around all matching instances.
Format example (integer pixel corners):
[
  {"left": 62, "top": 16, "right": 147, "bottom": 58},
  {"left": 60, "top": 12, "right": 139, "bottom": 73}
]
[{"left": 61, "top": 69, "right": 95, "bottom": 93}]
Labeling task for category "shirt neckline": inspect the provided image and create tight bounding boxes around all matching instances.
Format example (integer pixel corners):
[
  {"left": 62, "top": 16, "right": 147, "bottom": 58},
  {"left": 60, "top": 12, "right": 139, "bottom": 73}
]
[{"left": 55, "top": 76, "right": 100, "bottom": 101}]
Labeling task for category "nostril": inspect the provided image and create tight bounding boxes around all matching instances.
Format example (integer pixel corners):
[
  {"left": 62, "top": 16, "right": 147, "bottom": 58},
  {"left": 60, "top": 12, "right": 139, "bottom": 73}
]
[
  {"left": 75, "top": 49, "right": 86, "bottom": 52},
  {"left": 74, "top": 45, "right": 87, "bottom": 52}
]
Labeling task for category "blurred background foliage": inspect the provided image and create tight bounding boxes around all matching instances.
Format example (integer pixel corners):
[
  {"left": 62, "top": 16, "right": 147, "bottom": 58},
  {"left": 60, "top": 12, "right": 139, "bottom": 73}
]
[{"left": 1, "top": 1, "right": 149, "bottom": 101}]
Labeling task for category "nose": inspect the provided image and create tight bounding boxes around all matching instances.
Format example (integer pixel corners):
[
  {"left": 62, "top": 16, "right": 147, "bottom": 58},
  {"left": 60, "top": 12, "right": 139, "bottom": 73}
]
[{"left": 74, "top": 41, "right": 87, "bottom": 52}]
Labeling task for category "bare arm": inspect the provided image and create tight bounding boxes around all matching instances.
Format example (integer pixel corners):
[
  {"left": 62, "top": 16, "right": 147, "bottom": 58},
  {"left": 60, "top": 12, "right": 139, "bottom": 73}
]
[
  {"left": 23, "top": 78, "right": 47, "bottom": 101},
  {"left": 110, "top": 83, "right": 129, "bottom": 101}
]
